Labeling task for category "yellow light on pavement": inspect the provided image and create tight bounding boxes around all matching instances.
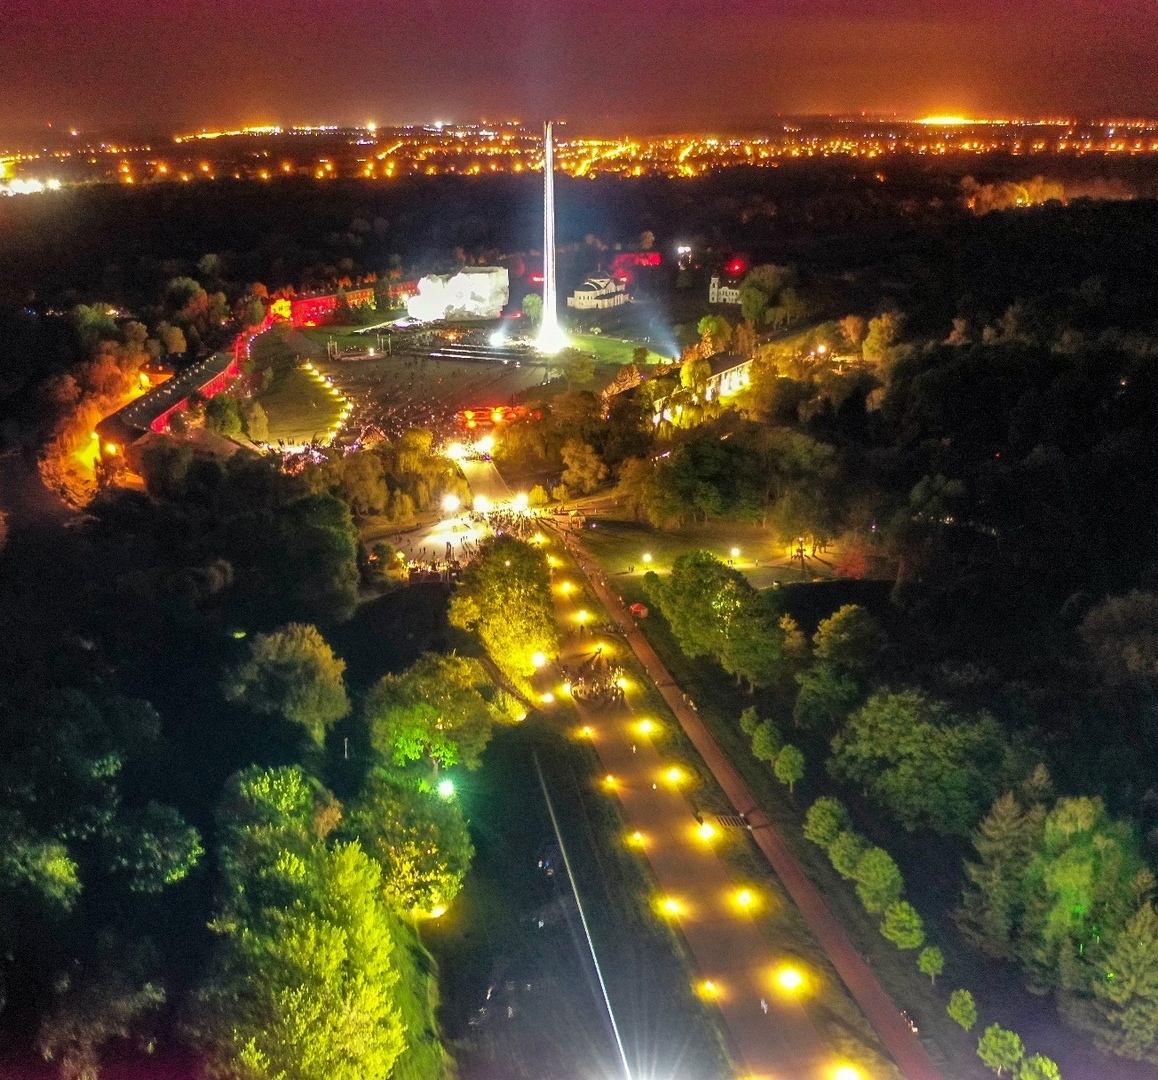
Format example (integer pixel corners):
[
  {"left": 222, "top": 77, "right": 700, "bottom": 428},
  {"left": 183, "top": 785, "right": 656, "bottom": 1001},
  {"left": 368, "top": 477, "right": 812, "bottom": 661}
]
[{"left": 775, "top": 966, "right": 805, "bottom": 993}]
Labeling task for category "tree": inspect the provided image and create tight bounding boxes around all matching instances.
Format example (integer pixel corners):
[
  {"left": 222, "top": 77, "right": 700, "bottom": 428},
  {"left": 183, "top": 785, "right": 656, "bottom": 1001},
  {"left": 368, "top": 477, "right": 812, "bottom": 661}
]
[
  {"left": 948, "top": 989, "right": 978, "bottom": 1031},
  {"left": 192, "top": 767, "right": 405, "bottom": 1080},
  {"left": 1079, "top": 590, "right": 1158, "bottom": 692},
  {"left": 739, "top": 705, "right": 762, "bottom": 737},
  {"left": 919, "top": 945, "right": 945, "bottom": 985},
  {"left": 448, "top": 536, "right": 560, "bottom": 682},
  {"left": 793, "top": 661, "right": 862, "bottom": 733},
  {"left": 829, "top": 830, "right": 868, "bottom": 880},
  {"left": 204, "top": 394, "right": 242, "bottom": 438},
  {"left": 840, "top": 314, "right": 867, "bottom": 350},
  {"left": 528, "top": 484, "right": 550, "bottom": 507},
  {"left": 522, "top": 293, "right": 543, "bottom": 324},
  {"left": 831, "top": 689, "right": 1010, "bottom": 836},
  {"left": 958, "top": 792, "right": 1045, "bottom": 959},
  {"left": 1018, "top": 1054, "right": 1061, "bottom": 1080},
  {"left": 645, "top": 551, "right": 750, "bottom": 661},
  {"left": 1091, "top": 902, "right": 1158, "bottom": 1060},
  {"left": 243, "top": 401, "right": 269, "bottom": 443},
  {"left": 977, "top": 1024, "right": 1024, "bottom": 1076},
  {"left": 854, "top": 847, "right": 904, "bottom": 913},
  {"left": 157, "top": 321, "right": 187, "bottom": 357},
  {"left": 38, "top": 975, "right": 165, "bottom": 1080},
  {"left": 225, "top": 623, "right": 351, "bottom": 744},
  {"left": 881, "top": 901, "right": 926, "bottom": 949},
  {"left": 812, "top": 604, "right": 887, "bottom": 675},
  {"left": 774, "top": 744, "right": 805, "bottom": 793},
  {"left": 803, "top": 797, "right": 851, "bottom": 849},
  {"left": 365, "top": 653, "right": 503, "bottom": 771},
  {"left": 862, "top": 312, "right": 901, "bottom": 366},
  {"left": 697, "top": 314, "right": 732, "bottom": 357},
  {"left": 751, "top": 720, "right": 782, "bottom": 763},
  {"left": 561, "top": 439, "right": 608, "bottom": 494},
  {"left": 345, "top": 772, "right": 474, "bottom": 914}
]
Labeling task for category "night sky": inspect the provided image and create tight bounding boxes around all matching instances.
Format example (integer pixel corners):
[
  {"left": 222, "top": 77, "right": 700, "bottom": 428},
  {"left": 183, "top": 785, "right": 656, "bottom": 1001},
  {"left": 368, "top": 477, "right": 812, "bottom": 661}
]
[{"left": 4, "top": 0, "right": 1158, "bottom": 137}]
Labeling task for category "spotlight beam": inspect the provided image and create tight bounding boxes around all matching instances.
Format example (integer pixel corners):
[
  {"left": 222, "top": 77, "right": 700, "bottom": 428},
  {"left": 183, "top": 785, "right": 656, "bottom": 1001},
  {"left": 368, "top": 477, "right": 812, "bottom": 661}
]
[{"left": 534, "top": 752, "right": 633, "bottom": 1080}]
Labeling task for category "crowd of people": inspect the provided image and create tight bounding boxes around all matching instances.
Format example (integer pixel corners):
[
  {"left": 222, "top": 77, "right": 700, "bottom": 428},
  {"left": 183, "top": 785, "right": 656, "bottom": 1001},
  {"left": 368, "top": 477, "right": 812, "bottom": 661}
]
[{"left": 560, "top": 645, "right": 627, "bottom": 707}]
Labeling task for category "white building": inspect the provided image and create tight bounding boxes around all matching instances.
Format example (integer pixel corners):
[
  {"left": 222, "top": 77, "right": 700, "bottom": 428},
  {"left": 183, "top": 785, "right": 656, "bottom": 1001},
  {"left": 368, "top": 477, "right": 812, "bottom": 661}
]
[
  {"left": 708, "top": 275, "right": 741, "bottom": 305},
  {"left": 567, "top": 276, "right": 629, "bottom": 310}
]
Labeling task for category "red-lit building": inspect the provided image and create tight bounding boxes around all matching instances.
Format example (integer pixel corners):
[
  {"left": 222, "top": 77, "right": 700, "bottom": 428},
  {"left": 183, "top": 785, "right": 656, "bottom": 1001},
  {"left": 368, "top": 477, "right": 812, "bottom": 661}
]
[{"left": 289, "top": 286, "right": 376, "bottom": 327}]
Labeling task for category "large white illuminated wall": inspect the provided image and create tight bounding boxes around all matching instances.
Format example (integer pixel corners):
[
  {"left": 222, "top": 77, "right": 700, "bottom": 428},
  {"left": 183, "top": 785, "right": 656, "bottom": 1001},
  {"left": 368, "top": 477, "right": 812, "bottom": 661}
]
[{"left": 407, "top": 267, "right": 510, "bottom": 322}]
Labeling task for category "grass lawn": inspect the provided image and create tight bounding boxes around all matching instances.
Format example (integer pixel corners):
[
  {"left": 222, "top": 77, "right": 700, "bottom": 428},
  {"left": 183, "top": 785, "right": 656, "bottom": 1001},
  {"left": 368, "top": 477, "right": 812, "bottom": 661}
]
[
  {"left": 254, "top": 365, "right": 344, "bottom": 444},
  {"left": 541, "top": 534, "right": 903, "bottom": 1079},
  {"left": 581, "top": 513, "right": 834, "bottom": 589},
  {"left": 567, "top": 331, "right": 670, "bottom": 367}
]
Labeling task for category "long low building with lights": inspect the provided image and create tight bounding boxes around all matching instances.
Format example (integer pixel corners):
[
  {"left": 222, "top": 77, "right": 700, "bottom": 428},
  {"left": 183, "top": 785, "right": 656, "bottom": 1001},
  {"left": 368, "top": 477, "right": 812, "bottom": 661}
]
[{"left": 95, "top": 350, "right": 241, "bottom": 454}]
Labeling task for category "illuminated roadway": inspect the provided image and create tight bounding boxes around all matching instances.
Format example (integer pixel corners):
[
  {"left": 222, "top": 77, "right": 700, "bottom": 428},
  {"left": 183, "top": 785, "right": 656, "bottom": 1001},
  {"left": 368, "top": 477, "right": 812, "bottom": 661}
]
[{"left": 549, "top": 525, "right": 948, "bottom": 1080}]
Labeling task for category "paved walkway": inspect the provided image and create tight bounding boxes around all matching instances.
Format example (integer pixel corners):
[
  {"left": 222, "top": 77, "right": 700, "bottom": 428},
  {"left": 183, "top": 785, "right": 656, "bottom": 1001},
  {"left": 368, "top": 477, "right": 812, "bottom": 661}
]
[
  {"left": 554, "top": 526, "right": 947, "bottom": 1080},
  {"left": 552, "top": 601, "right": 830, "bottom": 1078}
]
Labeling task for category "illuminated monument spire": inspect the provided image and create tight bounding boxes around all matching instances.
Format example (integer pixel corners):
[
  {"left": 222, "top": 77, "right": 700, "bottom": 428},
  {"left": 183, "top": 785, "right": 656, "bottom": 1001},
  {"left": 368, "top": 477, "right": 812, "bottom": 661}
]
[{"left": 536, "top": 121, "right": 567, "bottom": 354}]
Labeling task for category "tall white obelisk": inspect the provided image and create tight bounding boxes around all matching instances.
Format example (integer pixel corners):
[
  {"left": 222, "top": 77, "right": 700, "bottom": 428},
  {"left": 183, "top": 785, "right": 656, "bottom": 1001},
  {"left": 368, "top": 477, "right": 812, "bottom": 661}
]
[{"left": 536, "top": 121, "right": 566, "bottom": 354}]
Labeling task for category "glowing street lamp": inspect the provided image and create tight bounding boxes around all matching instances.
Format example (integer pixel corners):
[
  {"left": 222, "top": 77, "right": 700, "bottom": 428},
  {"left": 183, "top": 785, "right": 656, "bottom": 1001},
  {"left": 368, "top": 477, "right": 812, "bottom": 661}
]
[
  {"left": 664, "top": 766, "right": 684, "bottom": 786},
  {"left": 442, "top": 493, "right": 461, "bottom": 514},
  {"left": 512, "top": 492, "right": 529, "bottom": 511},
  {"left": 735, "top": 888, "right": 755, "bottom": 909},
  {"left": 628, "top": 830, "right": 646, "bottom": 847},
  {"left": 642, "top": 552, "right": 653, "bottom": 564},
  {"left": 531, "top": 651, "right": 547, "bottom": 669},
  {"left": 730, "top": 546, "right": 741, "bottom": 559},
  {"left": 637, "top": 719, "right": 655, "bottom": 735},
  {"left": 697, "top": 821, "right": 717, "bottom": 841},
  {"left": 833, "top": 1068, "right": 862, "bottom": 1080},
  {"left": 430, "top": 904, "right": 447, "bottom": 918},
  {"left": 576, "top": 609, "right": 589, "bottom": 625},
  {"left": 775, "top": 966, "right": 805, "bottom": 993},
  {"left": 437, "top": 779, "right": 456, "bottom": 799}
]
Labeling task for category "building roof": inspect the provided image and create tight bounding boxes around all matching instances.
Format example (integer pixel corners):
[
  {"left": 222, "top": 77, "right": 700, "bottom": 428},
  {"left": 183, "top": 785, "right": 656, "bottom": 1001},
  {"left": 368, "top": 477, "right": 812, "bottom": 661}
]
[
  {"left": 97, "top": 350, "right": 236, "bottom": 442},
  {"left": 706, "top": 351, "right": 752, "bottom": 377}
]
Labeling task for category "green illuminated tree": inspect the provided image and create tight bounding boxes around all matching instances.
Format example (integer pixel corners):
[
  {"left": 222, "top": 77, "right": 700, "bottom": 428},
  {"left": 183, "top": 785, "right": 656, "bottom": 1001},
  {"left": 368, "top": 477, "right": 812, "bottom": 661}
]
[
  {"left": 1090, "top": 902, "right": 1158, "bottom": 1060},
  {"left": 750, "top": 720, "right": 782, "bottom": 763},
  {"left": 958, "top": 792, "right": 1045, "bottom": 959},
  {"left": 829, "top": 830, "right": 868, "bottom": 880},
  {"left": 192, "top": 767, "right": 405, "bottom": 1080},
  {"left": 854, "top": 847, "right": 904, "bottom": 913},
  {"left": 812, "top": 604, "right": 886, "bottom": 675},
  {"left": 521, "top": 293, "right": 543, "bottom": 324},
  {"left": 793, "top": 661, "right": 862, "bottom": 733},
  {"left": 803, "top": 797, "right": 851, "bottom": 849},
  {"left": 977, "top": 1024, "right": 1024, "bottom": 1076},
  {"left": 1018, "top": 1054, "right": 1061, "bottom": 1080},
  {"left": 225, "top": 623, "right": 351, "bottom": 744},
  {"left": 773, "top": 744, "right": 805, "bottom": 794},
  {"left": 831, "top": 688, "right": 1009, "bottom": 836},
  {"left": 346, "top": 772, "right": 473, "bottom": 914},
  {"left": 948, "top": 989, "right": 978, "bottom": 1032},
  {"left": 449, "top": 536, "right": 560, "bottom": 682},
  {"left": 365, "top": 653, "right": 501, "bottom": 771},
  {"left": 881, "top": 901, "right": 925, "bottom": 950},
  {"left": 919, "top": 945, "right": 945, "bottom": 985},
  {"left": 242, "top": 400, "right": 269, "bottom": 443}
]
